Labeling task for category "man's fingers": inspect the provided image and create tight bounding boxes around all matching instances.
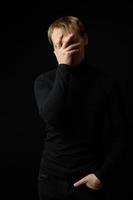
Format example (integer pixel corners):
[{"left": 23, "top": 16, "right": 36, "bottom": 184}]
[
  {"left": 73, "top": 177, "right": 87, "bottom": 187},
  {"left": 62, "top": 34, "right": 75, "bottom": 49},
  {"left": 67, "top": 49, "right": 80, "bottom": 55},
  {"left": 54, "top": 48, "right": 79, "bottom": 56},
  {"left": 66, "top": 42, "right": 80, "bottom": 51}
]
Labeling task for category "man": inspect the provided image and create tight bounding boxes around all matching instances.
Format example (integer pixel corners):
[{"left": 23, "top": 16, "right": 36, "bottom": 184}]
[{"left": 34, "top": 16, "right": 125, "bottom": 200}]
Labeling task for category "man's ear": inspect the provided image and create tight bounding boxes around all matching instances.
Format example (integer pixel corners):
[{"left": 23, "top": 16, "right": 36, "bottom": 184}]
[{"left": 84, "top": 33, "right": 88, "bottom": 45}]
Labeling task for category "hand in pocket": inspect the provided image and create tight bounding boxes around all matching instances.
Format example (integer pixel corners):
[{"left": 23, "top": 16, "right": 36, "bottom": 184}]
[{"left": 73, "top": 173, "right": 103, "bottom": 190}]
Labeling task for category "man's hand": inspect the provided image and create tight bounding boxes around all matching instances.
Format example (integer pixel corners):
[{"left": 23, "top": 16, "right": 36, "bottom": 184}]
[
  {"left": 73, "top": 173, "right": 103, "bottom": 190},
  {"left": 54, "top": 34, "right": 80, "bottom": 66}
]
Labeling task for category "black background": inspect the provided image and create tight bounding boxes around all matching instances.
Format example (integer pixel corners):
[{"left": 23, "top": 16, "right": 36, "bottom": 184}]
[{"left": 3, "top": 1, "right": 132, "bottom": 199}]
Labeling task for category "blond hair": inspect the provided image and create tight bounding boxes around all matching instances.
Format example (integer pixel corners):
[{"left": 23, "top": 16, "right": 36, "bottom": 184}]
[{"left": 48, "top": 16, "right": 86, "bottom": 45}]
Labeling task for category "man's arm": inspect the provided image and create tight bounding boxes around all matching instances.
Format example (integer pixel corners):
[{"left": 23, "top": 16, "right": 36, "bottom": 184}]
[
  {"left": 34, "top": 64, "right": 72, "bottom": 127},
  {"left": 34, "top": 33, "right": 81, "bottom": 127},
  {"left": 73, "top": 79, "right": 126, "bottom": 189},
  {"left": 93, "top": 79, "right": 126, "bottom": 184}
]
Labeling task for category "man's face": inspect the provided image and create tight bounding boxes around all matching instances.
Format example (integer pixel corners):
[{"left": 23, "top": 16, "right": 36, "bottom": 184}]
[{"left": 51, "top": 28, "right": 88, "bottom": 66}]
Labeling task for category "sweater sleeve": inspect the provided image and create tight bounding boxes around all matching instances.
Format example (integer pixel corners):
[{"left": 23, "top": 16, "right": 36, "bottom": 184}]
[
  {"left": 94, "top": 79, "right": 126, "bottom": 184},
  {"left": 34, "top": 64, "right": 72, "bottom": 127}
]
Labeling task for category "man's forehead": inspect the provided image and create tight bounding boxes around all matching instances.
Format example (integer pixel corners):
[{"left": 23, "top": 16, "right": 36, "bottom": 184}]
[
  {"left": 52, "top": 29, "right": 67, "bottom": 43},
  {"left": 51, "top": 28, "right": 75, "bottom": 44},
  {"left": 52, "top": 29, "right": 61, "bottom": 38}
]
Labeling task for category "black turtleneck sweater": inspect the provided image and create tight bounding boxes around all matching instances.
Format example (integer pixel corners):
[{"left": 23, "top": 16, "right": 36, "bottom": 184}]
[{"left": 34, "top": 60, "right": 125, "bottom": 184}]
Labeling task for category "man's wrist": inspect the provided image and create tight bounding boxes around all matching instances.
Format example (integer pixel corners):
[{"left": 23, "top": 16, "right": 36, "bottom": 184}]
[{"left": 58, "top": 64, "right": 72, "bottom": 72}]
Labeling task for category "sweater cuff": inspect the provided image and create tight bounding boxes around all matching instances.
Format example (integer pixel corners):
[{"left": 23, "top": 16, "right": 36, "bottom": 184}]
[
  {"left": 94, "top": 170, "right": 103, "bottom": 181},
  {"left": 58, "top": 64, "right": 73, "bottom": 73},
  {"left": 56, "top": 64, "right": 73, "bottom": 82},
  {"left": 93, "top": 169, "right": 107, "bottom": 185}
]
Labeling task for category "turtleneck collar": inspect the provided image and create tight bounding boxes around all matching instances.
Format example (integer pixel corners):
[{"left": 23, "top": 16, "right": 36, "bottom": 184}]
[{"left": 70, "top": 57, "right": 88, "bottom": 73}]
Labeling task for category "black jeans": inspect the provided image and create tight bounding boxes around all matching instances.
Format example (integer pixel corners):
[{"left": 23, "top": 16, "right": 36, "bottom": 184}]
[{"left": 38, "top": 169, "right": 106, "bottom": 200}]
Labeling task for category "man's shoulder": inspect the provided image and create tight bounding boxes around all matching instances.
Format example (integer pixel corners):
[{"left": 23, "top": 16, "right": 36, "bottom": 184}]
[{"left": 34, "top": 68, "right": 57, "bottom": 91}]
